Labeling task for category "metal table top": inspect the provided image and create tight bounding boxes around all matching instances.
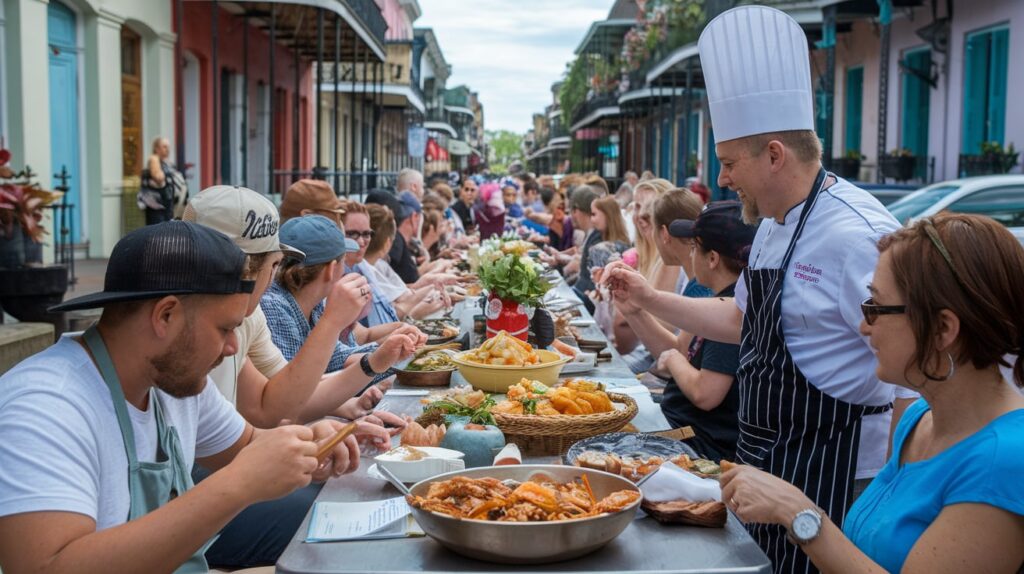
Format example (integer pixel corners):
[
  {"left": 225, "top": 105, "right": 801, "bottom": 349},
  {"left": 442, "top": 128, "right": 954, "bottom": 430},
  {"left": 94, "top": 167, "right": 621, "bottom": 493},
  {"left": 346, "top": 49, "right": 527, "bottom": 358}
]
[{"left": 275, "top": 284, "right": 771, "bottom": 574}]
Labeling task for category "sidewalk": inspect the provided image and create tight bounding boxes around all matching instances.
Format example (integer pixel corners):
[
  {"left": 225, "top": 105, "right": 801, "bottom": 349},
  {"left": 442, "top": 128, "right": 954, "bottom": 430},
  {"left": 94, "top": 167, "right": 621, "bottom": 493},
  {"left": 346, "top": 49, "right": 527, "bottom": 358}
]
[{"left": 64, "top": 258, "right": 108, "bottom": 300}]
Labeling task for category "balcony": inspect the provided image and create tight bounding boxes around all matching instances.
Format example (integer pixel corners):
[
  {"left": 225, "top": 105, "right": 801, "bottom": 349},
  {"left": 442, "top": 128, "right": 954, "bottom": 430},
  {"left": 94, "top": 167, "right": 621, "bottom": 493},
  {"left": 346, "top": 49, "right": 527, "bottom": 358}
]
[
  {"left": 569, "top": 93, "right": 620, "bottom": 133},
  {"left": 345, "top": 0, "right": 388, "bottom": 48}
]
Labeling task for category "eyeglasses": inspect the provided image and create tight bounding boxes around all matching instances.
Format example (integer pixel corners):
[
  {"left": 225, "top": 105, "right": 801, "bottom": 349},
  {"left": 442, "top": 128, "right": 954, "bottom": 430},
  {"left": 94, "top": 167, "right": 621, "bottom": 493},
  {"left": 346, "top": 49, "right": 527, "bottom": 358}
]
[
  {"left": 345, "top": 230, "right": 375, "bottom": 240},
  {"left": 860, "top": 297, "right": 906, "bottom": 326}
]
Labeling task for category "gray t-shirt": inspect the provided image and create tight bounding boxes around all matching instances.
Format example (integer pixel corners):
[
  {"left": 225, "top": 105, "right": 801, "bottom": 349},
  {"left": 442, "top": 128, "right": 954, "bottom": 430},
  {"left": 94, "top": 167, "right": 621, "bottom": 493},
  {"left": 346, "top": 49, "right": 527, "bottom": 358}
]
[{"left": 0, "top": 336, "right": 245, "bottom": 529}]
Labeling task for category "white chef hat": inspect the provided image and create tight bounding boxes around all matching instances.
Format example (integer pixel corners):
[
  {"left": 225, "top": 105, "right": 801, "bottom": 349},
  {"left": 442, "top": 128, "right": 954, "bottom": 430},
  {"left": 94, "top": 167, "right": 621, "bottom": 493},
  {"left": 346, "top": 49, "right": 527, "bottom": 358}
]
[{"left": 698, "top": 5, "right": 814, "bottom": 143}]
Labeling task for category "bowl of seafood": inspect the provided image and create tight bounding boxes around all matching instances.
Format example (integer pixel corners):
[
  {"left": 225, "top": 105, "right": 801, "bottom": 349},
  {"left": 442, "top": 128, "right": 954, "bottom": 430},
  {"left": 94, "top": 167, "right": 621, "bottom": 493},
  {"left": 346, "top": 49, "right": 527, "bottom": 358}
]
[
  {"left": 395, "top": 350, "right": 458, "bottom": 387},
  {"left": 450, "top": 331, "right": 569, "bottom": 392},
  {"left": 406, "top": 464, "right": 642, "bottom": 564}
]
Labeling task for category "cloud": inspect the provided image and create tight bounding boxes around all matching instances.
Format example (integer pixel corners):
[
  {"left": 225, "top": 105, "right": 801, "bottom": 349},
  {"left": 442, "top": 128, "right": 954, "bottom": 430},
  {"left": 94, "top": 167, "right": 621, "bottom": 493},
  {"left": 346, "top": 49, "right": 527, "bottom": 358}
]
[{"left": 416, "top": 0, "right": 616, "bottom": 133}]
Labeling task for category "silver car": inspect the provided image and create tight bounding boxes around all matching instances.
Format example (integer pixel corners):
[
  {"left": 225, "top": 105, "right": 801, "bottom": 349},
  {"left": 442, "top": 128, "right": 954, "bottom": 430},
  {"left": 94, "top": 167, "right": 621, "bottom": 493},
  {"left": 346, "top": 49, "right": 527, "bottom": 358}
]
[{"left": 886, "top": 175, "right": 1024, "bottom": 244}]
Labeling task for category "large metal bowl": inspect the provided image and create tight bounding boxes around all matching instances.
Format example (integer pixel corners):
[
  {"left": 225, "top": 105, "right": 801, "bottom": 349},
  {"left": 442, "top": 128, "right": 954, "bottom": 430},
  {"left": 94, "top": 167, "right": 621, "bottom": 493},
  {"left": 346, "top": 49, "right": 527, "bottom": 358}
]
[{"left": 408, "top": 464, "right": 641, "bottom": 564}]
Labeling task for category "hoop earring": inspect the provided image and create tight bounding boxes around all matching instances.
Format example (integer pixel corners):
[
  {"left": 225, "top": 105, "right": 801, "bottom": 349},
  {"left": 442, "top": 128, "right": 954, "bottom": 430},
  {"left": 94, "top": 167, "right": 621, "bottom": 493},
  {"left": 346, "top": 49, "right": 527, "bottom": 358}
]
[{"left": 924, "top": 352, "right": 955, "bottom": 382}]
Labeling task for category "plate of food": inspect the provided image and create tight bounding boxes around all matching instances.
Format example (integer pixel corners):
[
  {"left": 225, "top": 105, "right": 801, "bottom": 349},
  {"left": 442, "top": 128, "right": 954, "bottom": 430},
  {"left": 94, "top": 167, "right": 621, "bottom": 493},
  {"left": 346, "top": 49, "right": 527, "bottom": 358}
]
[
  {"left": 565, "top": 432, "right": 721, "bottom": 482},
  {"left": 451, "top": 331, "right": 569, "bottom": 392},
  {"left": 406, "top": 464, "right": 641, "bottom": 564},
  {"left": 396, "top": 349, "right": 458, "bottom": 387},
  {"left": 408, "top": 318, "right": 461, "bottom": 344}
]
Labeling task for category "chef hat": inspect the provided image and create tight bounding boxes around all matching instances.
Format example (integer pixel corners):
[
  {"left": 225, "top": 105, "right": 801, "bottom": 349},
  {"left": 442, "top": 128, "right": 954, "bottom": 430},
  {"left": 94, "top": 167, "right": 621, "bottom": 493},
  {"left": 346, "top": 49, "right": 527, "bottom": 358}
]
[{"left": 698, "top": 5, "right": 814, "bottom": 143}]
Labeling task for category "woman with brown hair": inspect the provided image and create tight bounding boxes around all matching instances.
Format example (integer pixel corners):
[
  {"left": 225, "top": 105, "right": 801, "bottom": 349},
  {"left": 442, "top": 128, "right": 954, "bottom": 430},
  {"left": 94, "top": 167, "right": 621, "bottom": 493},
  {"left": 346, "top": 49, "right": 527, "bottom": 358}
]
[
  {"left": 721, "top": 213, "right": 1024, "bottom": 573},
  {"left": 589, "top": 196, "right": 630, "bottom": 246}
]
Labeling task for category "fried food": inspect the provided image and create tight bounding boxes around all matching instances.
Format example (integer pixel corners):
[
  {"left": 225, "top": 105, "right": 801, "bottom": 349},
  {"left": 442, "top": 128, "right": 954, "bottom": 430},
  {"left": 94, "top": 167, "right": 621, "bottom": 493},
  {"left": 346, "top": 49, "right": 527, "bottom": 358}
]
[
  {"left": 407, "top": 475, "right": 640, "bottom": 522},
  {"left": 464, "top": 331, "right": 542, "bottom": 367},
  {"left": 493, "top": 379, "right": 615, "bottom": 416},
  {"left": 400, "top": 421, "right": 446, "bottom": 447},
  {"left": 574, "top": 451, "right": 723, "bottom": 481}
]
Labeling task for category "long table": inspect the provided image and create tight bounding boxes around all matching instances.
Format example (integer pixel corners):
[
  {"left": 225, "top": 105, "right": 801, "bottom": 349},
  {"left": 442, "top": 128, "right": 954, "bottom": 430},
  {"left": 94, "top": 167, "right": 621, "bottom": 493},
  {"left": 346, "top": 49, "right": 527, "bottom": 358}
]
[{"left": 276, "top": 284, "right": 772, "bottom": 574}]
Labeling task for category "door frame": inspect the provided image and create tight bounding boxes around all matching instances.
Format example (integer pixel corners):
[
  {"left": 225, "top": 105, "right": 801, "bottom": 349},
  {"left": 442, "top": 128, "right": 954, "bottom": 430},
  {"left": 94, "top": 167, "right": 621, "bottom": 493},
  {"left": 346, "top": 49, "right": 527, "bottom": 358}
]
[
  {"left": 182, "top": 50, "right": 202, "bottom": 196},
  {"left": 47, "top": 0, "right": 88, "bottom": 243}
]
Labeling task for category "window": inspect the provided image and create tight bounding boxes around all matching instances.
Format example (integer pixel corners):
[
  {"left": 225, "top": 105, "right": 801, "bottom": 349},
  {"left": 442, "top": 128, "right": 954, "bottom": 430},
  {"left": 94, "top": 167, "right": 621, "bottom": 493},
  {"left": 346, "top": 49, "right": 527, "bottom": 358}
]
[
  {"left": 844, "top": 66, "right": 864, "bottom": 155},
  {"left": 900, "top": 48, "right": 931, "bottom": 178},
  {"left": 947, "top": 186, "right": 1024, "bottom": 228},
  {"left": 961, "top": 26, "right": 1009, "bottom": 154}
]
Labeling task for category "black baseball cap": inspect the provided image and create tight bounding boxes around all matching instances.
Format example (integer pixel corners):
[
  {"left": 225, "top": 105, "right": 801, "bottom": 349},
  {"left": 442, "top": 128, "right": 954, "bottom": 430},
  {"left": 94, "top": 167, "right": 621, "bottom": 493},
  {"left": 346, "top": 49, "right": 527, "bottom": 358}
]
[
  {"left": 50, "top": 221, "right": 255, "bottom": 312},
  {"left": 365, "top": 189, "right": 412, "bottom": 222},
  {"left": 669, "top": 200, "right": 757, "bottom": 262}
]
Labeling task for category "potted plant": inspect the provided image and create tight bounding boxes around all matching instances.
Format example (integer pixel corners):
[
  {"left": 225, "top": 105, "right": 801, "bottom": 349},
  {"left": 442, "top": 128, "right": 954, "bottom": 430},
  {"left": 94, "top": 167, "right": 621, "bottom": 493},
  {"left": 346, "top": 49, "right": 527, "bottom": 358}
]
[
  {"left": 879, "top": 148, "right": 917, "bottom": 182},
  {"left": 960, "top": 141, "right": 1020, "bottom": 176},
  {"left": 0, "top": 147, "right": 69, "bottom": 330},
  {"left": 830, "top": 150, "right": 864, "bottom": 180},
  {"left": 478, "top": 240, "right": 552, "bottom": 342},
  {"left": 0, "top": 149, "right": 63, "bottom": 268}
]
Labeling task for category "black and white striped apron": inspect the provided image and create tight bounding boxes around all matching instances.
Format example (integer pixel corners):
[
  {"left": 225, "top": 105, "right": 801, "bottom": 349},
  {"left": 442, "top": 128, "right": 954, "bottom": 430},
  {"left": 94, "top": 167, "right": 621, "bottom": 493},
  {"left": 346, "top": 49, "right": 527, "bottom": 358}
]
[{"left": 736, "top": 168, "right": 890, "bottom": 574}]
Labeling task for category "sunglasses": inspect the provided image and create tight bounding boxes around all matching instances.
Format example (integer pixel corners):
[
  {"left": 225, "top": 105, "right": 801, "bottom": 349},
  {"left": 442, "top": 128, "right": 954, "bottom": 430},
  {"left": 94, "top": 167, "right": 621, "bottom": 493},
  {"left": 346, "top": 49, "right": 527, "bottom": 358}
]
[
  {"left": 345, "top": 230, "right": 375, "bottom": 240},
  {"left": 860, "top": 297, "right": 906, "bottom": 326}
]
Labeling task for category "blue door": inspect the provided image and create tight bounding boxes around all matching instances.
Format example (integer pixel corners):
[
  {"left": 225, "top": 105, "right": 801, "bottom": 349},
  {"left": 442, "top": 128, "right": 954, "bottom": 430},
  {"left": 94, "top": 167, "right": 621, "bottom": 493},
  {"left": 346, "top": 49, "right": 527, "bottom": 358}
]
[{"left": 48, "top": 1, "right": 81, "bottom": 243}]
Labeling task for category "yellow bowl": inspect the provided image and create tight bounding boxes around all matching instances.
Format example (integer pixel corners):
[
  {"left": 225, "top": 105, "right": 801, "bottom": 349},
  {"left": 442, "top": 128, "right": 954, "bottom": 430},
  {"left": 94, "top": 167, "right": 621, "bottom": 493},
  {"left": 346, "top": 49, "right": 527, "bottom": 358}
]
[{"left": 451, "top": 349, "right": 570, "bottom": 393}]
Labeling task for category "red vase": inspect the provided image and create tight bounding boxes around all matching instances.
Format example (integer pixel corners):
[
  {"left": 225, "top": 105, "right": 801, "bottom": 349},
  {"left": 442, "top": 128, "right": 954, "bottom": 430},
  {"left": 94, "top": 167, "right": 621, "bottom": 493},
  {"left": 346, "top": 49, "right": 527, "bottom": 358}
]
[{"left": 485, "top": 296, "right": 529, "bottom": 341}]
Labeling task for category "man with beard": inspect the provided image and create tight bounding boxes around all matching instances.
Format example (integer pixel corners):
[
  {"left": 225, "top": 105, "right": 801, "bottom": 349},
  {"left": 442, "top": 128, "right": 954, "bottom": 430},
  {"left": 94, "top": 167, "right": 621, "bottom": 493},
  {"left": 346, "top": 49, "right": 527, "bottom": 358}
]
[
  {"left": 604, "top": 6, "right": 916, "bottom": 573},
  {"left": 0, "top": 222, "right": 380, "bottom": 573}
]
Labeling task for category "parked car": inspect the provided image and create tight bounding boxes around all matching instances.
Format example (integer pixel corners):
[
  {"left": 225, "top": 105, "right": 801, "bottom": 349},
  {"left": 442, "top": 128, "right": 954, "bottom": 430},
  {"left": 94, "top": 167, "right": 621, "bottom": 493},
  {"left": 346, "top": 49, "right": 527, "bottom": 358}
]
[
  {"left": 885, "top": 175, "right": 1024, "bottom": 244},
  {"left": 857, "top": 182, "right": 920, "bottom": 206}
]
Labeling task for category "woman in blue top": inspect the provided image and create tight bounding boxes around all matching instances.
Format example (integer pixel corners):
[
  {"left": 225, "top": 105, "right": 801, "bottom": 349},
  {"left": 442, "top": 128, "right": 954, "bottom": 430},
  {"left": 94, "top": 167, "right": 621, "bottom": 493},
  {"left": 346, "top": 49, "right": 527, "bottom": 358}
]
[{"left": 720, "top": 213, "right": 1024, "bottom": 573}]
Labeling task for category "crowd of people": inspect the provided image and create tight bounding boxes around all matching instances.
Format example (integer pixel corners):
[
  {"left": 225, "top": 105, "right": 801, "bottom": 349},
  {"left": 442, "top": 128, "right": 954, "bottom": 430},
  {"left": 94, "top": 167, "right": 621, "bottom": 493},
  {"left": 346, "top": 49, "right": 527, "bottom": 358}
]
[{"left": 0, "top": 5, "right": 1021, "bottom": 574}]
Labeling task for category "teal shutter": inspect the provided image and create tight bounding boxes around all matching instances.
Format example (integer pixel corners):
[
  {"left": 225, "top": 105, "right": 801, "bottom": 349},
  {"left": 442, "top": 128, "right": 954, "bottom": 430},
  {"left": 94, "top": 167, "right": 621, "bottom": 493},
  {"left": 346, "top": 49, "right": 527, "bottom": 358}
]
[
  {"left": 815, "top": 88, "right": 828, "bottom": 147},
  {"left": 845, "top": 67, "right": 864, "bottom": 154},
  {"left": 963, "top": 30, "right": 992, "bottom": 153},
  {"left": 901, "top": 49, "right": 931, "bottom": 178},
  {"left": 988, "top": 28, "right": 1009, "bottom": 145}
]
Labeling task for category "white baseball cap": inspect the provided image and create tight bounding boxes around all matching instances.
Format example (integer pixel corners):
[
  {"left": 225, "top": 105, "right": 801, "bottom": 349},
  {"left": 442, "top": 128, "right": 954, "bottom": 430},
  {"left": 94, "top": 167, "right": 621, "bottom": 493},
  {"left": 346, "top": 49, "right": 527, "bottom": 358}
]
[{"left": 183, "top": 185, "right": 305, "bottom": 261}]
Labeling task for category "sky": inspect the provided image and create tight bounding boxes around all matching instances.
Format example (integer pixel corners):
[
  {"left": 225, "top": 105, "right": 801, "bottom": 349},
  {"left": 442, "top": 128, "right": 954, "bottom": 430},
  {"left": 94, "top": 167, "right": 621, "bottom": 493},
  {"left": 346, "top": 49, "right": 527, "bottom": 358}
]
[{"left": 416, "top": 0, "right": 616, "bottom": 135}]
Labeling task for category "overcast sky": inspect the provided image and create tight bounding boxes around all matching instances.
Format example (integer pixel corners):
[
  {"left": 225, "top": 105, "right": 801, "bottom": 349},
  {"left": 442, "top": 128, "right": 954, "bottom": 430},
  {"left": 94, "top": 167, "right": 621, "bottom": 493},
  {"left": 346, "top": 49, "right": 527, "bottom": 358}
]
[{"left": 416, "top": 0, "right": 616, "bottom": 135}]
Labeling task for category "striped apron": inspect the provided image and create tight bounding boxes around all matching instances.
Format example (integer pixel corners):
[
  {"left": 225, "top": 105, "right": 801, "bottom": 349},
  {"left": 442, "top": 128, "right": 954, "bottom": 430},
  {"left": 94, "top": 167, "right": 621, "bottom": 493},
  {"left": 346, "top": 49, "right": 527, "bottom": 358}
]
[{"left": 736, "top": 169, "right": 890, "bottom": 574}]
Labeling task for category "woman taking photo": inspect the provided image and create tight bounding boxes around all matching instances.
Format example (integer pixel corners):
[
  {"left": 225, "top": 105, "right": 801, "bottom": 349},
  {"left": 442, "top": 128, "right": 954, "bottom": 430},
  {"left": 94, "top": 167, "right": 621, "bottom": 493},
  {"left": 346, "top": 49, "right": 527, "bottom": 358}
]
[{"left": 721, "top": 213, "right": 1024, "bottom": 573}]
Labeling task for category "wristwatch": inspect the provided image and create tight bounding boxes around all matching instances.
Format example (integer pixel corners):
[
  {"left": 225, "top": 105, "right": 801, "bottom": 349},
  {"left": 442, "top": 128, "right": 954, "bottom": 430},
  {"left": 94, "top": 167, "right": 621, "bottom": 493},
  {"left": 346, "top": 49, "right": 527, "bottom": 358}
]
[
  {"left": 786, "top": 508, "right": 823, "bottom": 546},
  {"left": 359, "top": 353, "right": 379, "bottom": 377}
]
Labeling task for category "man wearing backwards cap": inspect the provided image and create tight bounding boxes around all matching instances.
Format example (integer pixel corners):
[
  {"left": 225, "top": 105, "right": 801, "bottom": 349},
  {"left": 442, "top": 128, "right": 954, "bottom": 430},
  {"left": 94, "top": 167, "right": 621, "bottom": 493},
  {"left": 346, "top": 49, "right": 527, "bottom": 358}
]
[
  {"left": 0, "top": 222, "right": 380, "bottom": 573},
  {"left": 606, "top": 6, "right": 915, "bottom": 572}
]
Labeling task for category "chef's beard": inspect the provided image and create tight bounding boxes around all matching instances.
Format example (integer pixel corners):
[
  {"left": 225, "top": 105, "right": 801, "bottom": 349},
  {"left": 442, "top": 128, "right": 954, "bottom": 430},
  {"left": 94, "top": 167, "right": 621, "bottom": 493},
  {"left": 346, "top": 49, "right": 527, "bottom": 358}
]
[
  {"left": 737, "top": 191, "right": 760, "bottom": 225},
  {"left": 149, "top": 320, "right": 216, "bottom": 398}
]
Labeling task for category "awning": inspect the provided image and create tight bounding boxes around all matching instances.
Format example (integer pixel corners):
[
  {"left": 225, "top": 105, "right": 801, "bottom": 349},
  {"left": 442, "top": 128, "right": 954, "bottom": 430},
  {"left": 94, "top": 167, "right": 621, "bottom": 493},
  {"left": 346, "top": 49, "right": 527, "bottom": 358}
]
[
  {"left": 320, "top": 82, "right": 425, "bottom": 114},
  {"left": 646, "top": 44, "right": 699, "bottom": 85},
  {"left": 445, "top": 105, "right": 474, "bottom": 117},
  {"left": 574, "top": 19, "right": 635, "bottom": 55},
  {"left": 526, "top": 138, "right": 570, "bottom": 161},
  {"left": 424, "top": 121, "right": 457, "bottom": 138},
  {"left": 570, "top": 105, "right": 620, "bottom": 133},
  {"left": 447, "top": 139, "right": 472, "bottom": 156}
]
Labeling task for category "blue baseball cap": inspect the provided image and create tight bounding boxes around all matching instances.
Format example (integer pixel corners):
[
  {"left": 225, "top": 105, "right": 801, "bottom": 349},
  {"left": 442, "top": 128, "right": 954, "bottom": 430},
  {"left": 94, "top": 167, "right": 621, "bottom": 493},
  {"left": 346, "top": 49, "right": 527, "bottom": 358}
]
[
  {"left": 399, "top": 190, "right": 423, "bottom": 214},
  {"left": 279, "top": 215, "right": 359, "bottom": 266}
]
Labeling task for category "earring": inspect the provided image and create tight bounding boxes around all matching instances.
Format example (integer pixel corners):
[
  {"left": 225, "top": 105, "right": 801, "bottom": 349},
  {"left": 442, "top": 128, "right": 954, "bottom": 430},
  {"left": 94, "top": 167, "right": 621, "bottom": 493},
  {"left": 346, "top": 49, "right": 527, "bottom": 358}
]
[{"left": 924, "top": 352, "right": 956, "bottom": 382}]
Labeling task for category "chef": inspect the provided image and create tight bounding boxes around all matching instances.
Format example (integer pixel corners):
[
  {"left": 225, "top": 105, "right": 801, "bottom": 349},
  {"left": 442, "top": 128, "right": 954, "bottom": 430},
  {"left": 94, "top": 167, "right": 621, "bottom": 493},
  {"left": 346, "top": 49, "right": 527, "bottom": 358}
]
[{"left": 604, "top": 6, "right": 917, "bottom": 573}]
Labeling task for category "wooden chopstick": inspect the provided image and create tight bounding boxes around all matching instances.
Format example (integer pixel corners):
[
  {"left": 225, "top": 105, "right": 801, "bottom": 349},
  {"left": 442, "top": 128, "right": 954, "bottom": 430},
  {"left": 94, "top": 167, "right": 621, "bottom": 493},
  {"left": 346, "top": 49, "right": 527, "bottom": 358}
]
[{"left": 315, "top": 422, "right": 358, "bottom": 462}]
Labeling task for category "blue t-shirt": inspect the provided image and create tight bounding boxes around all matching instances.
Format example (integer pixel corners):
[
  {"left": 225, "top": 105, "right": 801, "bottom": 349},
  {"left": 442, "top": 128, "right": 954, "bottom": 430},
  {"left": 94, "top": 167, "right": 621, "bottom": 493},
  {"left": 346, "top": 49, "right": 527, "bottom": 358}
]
[{"left": 843, "top": 399, "right": 1024, "bottom": 572}]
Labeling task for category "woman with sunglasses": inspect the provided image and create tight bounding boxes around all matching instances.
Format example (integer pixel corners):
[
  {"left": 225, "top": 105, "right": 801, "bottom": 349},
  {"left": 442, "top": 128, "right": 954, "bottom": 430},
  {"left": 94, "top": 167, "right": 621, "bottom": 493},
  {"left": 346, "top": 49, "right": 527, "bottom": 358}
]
[{"left": 720, "top": 213, "right": 1024, "bottom": 573}]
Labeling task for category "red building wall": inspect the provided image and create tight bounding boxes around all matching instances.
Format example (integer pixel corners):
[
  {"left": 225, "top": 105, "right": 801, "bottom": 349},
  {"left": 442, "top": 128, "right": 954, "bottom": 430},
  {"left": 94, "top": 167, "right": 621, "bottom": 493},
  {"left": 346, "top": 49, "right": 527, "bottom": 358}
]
[{"left": 176, "top": 2, "right": 314, "bottom": 190}]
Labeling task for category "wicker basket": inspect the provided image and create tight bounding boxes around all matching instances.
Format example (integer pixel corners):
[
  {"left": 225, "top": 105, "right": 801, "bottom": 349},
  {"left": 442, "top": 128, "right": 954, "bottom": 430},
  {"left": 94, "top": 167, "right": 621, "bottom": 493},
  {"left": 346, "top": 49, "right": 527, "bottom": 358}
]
[{"left": 492, "top": 392, "right": 638, "bottom": 456}]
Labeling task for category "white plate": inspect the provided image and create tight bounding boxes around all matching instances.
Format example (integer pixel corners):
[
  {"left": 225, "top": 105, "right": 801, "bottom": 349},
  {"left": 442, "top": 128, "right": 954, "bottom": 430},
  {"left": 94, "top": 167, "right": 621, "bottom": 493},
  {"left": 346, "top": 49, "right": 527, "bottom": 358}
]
[
  {"left": 373, "top": 447, "right": 466, "bottom": 483},
  {"left": 569, "top": 318, "right": 596, "bottom": 327}
]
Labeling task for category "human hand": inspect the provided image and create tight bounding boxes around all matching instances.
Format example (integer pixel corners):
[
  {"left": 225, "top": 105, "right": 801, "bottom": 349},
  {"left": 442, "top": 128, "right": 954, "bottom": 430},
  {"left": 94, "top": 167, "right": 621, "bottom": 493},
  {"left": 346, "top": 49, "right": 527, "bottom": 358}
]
[
  {"left": 309, "top": 420, "right": 394, "bottom": 480},
  {"left": 720, "top": 464, "right": 814, "bottom": 525},
  {"left": 656, "top": 348, "right": 684, "bottom": 375},
  {"left": 604, "top": 261, "right": 655, "bottom": 312},
  {"left": 368, "top": 325, "right": 425, "bottom": 372},
  {"left": 227, "top": 425, "right": 318, "bottom": 502},
  {"left": 323, "top": 273, "right": 371, "bottom": 328}
]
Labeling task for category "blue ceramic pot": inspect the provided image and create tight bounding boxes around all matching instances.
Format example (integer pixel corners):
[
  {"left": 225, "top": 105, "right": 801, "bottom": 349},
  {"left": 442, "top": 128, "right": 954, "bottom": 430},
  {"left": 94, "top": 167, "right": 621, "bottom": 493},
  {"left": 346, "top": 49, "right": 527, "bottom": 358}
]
[{"left": 440, "top": 416, "right": 506, "bottom": 468}]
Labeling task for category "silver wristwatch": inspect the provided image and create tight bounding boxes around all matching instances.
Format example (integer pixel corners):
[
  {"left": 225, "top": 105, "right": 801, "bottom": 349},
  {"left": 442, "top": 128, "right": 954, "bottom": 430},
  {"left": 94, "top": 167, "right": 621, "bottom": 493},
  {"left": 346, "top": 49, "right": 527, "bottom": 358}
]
[{"left": 786, "top": 508, "right": 823, "bottom": 546}]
